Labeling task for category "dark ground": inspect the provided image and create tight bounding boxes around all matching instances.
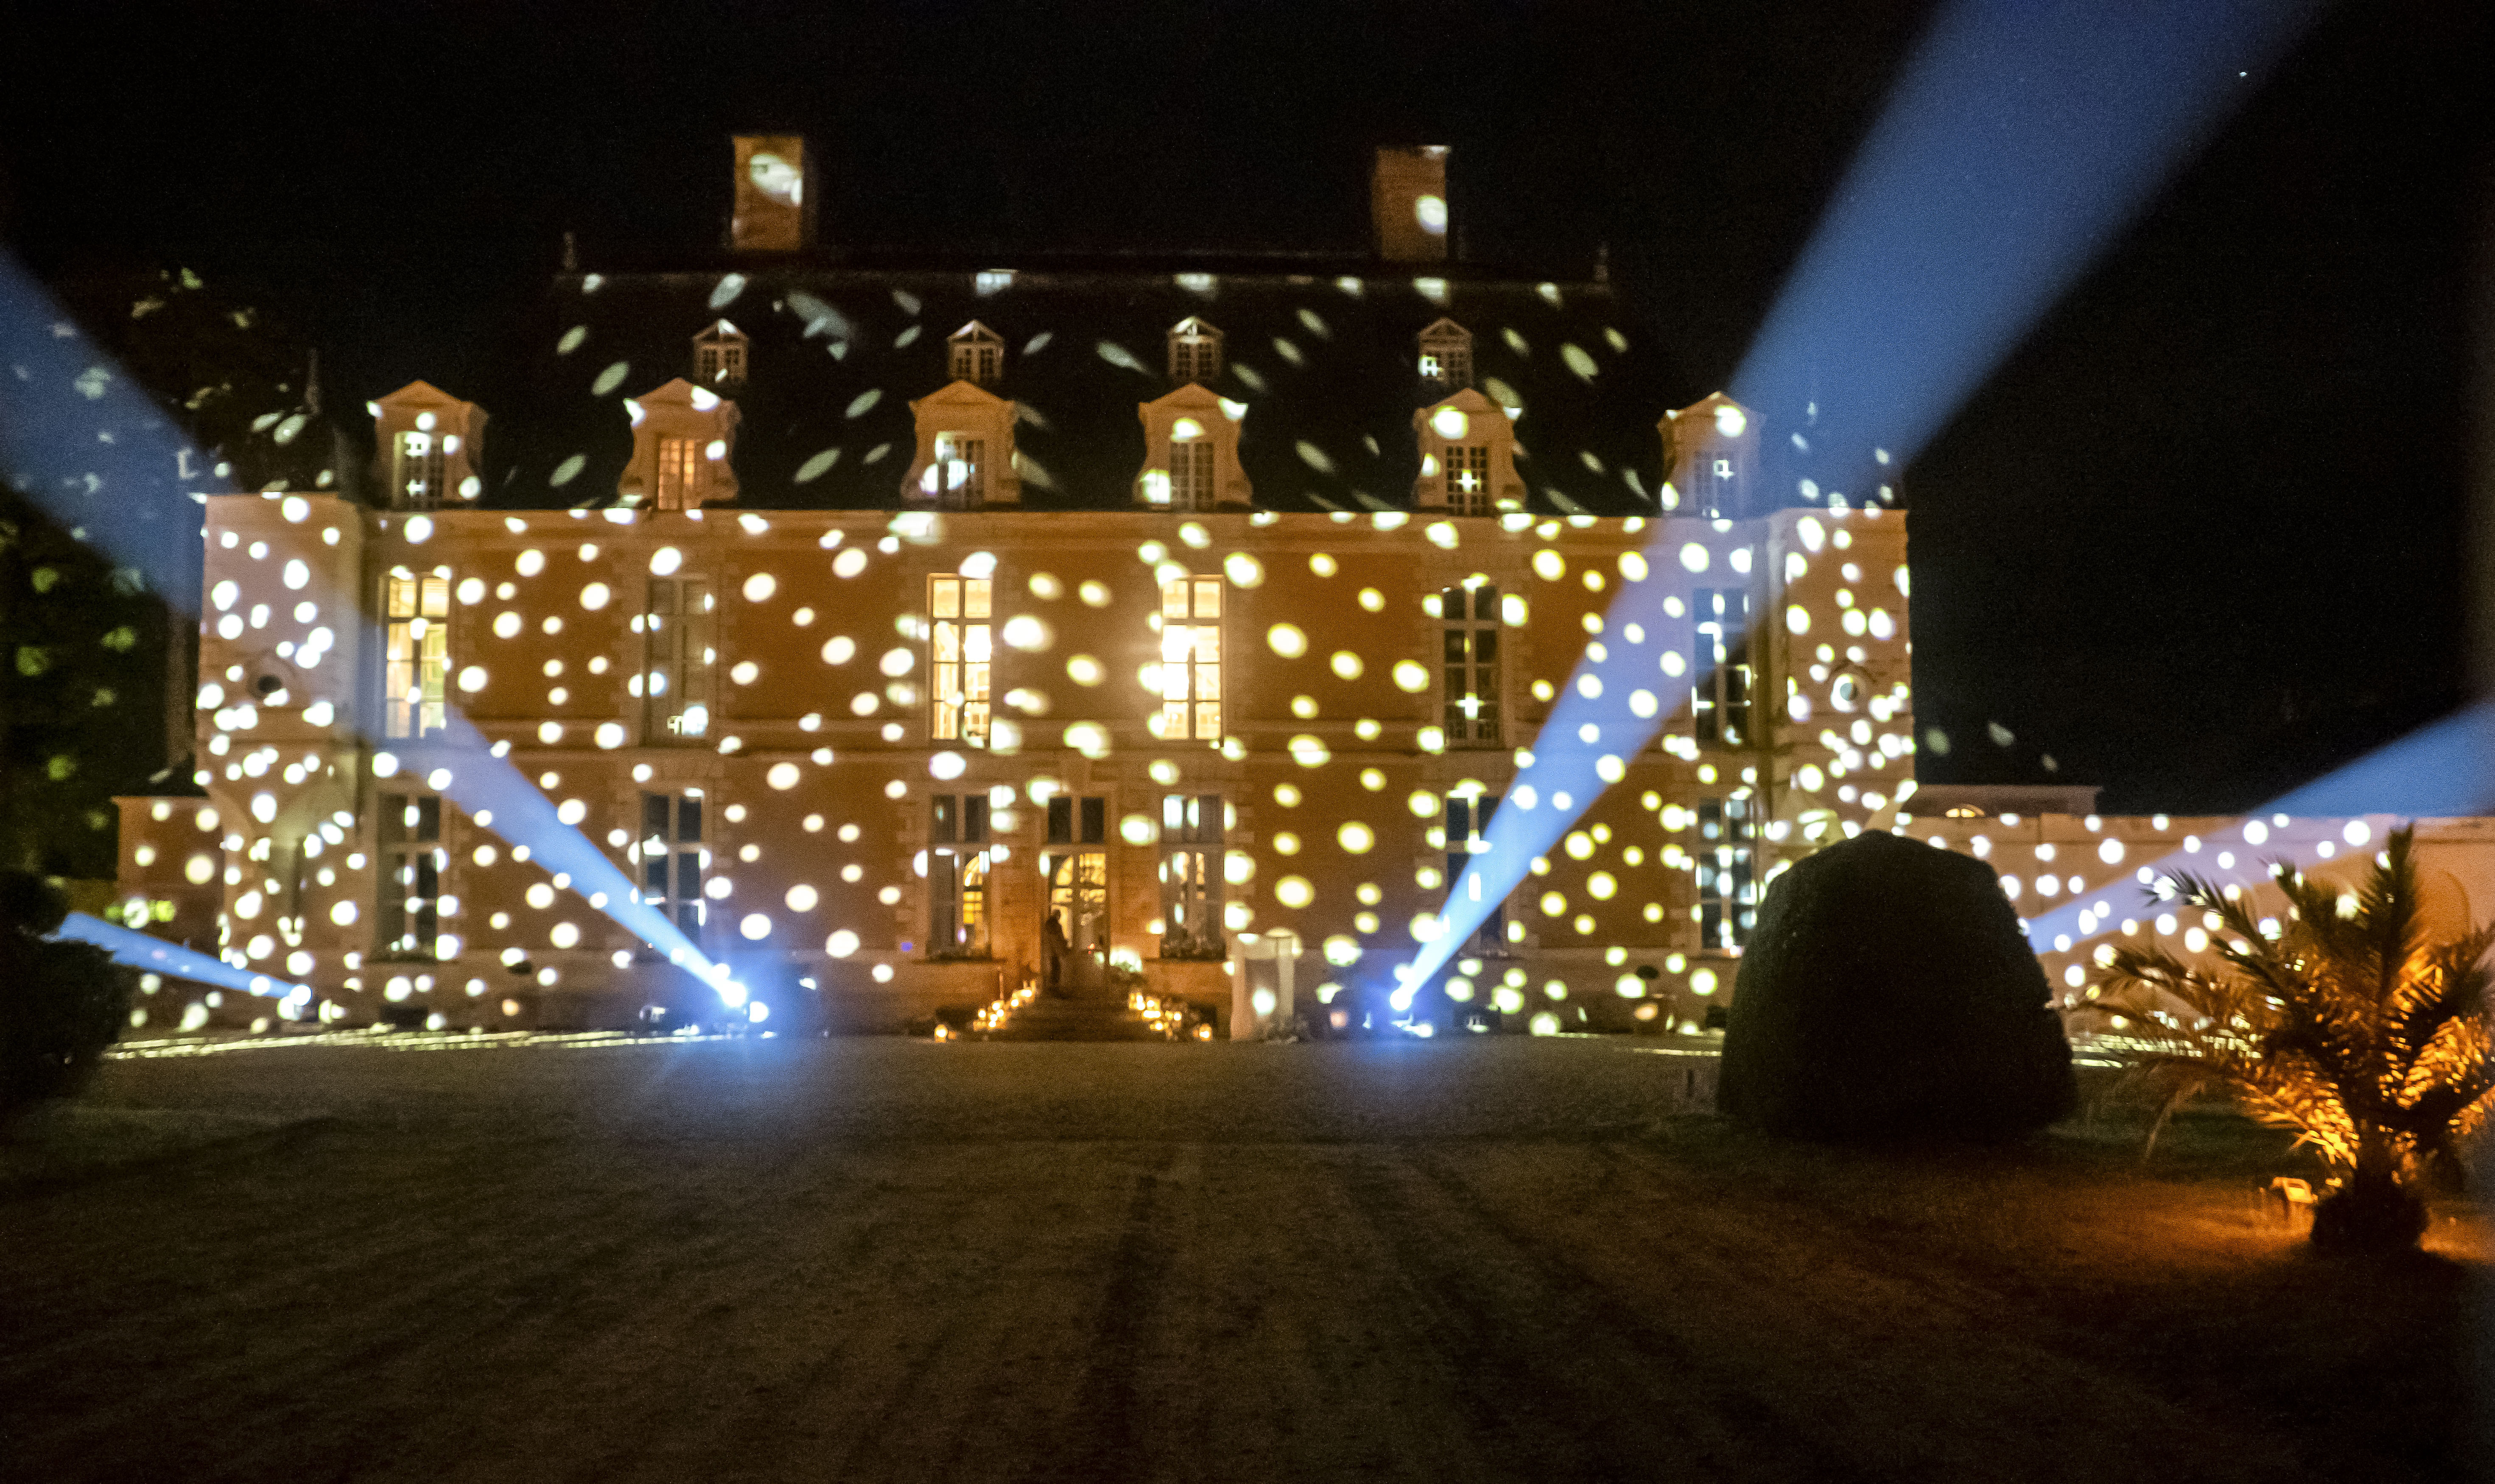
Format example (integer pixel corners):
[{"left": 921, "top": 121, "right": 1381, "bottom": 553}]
[{"left": 0, "top": 1036, "right": 2483, "bottom": 1483}]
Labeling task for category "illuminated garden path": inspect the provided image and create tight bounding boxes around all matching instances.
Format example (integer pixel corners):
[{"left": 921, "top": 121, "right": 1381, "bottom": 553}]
[{"left": 0, "top": 1040, "right": 2446, "bottom": 1483}]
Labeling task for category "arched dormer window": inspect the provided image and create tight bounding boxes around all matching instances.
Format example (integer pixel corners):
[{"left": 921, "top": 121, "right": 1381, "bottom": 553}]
[
  {"left": 369, "top": 381, "right": 487, "bottom": 510},
  {"left": 1136, "top": 384, "right": 1250, "bottom": 511},
  {"left": 1661, "top": 393, "right": 1757, "bottom": 518},
  {"left": 1413, "top": 390, "right": 1522, "bottom": 516},
  {"left": 1418, "top": 318, "right": 1472, "bottom": 389},
  {"left": 693, "top": 320, "right": 749, "bottom": 389},
  {"left": 1168, "top": 317, "right": 1222, "bottom": 384},
  {"left": 903, "top": 382, "right": 1021, "bottom": 509},
  {"left": 948, "top": 321, "right": 1005, "bottom": 386},
  {"left": 619, "top": 380, "right": 740, "bottom": 511}
]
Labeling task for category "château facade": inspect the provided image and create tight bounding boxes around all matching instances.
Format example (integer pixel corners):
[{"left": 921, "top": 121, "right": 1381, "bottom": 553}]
[{"left": 109, "top": 141, "right": 1921, "bottom": 1036}]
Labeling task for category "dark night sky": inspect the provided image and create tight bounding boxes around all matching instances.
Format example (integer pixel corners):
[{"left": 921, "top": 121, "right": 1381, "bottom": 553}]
[{"left": 3, "top": 0, "right": 2489, "bottom": 814}]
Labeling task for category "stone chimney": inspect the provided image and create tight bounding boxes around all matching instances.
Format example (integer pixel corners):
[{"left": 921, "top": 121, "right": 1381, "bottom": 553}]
[
  {"left": 730, "top": 135, "right": 814, "bottom": 252},
  {"left": 1372, "top": 146, "right": 1450, "bottom": 264}
]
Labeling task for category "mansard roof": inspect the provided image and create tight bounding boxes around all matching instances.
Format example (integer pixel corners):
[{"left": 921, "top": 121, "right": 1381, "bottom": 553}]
[{"left": 489, "top": 263, "right": 1671, "bottom": 515}]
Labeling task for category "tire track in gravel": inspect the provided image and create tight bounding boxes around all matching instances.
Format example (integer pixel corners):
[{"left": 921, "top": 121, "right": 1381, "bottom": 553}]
[{"left": 1401, "top": 1141, "right": 2314, "bottom": 1484}]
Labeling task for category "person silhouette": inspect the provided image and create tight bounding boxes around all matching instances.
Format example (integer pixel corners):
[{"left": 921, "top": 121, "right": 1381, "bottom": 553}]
[{"left": 1041, "top": 910, "right": 1069, "bottom": 996}]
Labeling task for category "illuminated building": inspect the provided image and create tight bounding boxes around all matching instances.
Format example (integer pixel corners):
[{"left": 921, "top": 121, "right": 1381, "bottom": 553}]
[{"left": 103, "top": 141, "right": 1917, "bottom": 1036}]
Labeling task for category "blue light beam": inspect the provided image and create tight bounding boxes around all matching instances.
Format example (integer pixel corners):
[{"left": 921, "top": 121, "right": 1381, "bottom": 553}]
[
  {"left": 0, "top": 256, "right": 736, "bottom": 1003},
  {"left": 57, "top": 909, "right": 316, "bottom": 1002},
  {"left": 1734, "top": 0, "right": 2319, "bottom": 506},
  {"left": 1405, "top": 0, "right": 2320, "bottom": 996}
]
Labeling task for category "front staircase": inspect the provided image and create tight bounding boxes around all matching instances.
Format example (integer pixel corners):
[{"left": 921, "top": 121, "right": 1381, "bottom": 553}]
[{"left": 982, "top": 989, "right": 1165, "bottom": 1042}]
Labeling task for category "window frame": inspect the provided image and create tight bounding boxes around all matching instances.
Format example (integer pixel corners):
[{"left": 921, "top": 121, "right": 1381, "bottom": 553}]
[
  {"left": 1158, "top": 578, "right": 1224, "bottom": 743},
  {"left": 375, "top": 791, "right": 443, "bottom": 959},
  {"left": 1697, "top": 796, "right": 1758, "bottom": 950},
  {"left": 380, "top": 569, "right": 450, "bottom": 741},
  {"left": 930, "top": 433, "right": 986, "bottom": 508},
  {"left": 1443, "top": 792, "right": 1508, "bottom": 952},
  {"left": 643, "top": 575, "right": 717, "bottom": 742},
  {"left": 655, "top": 437, "right": 701, "bottom": 509},
  {"left": 394, "top": 430, "right": 445, "bottom": 509},
  {"left": 929, "top": 573, "right": 993, "bottom": 747},
  {"left": 638, "top": 789, "right": 708, "bottom": 939},
  {"left": 1158, "top": 792, "right": 1225, "bottom": 959},
  {"left": 1443, "top": 443, "right": 1491, "bottom": 515},
  {"left": 1440, "top": 583, "right": 1502, "bottom": 748},
  {"left": 928, "top": 793, "right": 993, "bottom": 957},
  {"left": 1692, "top": 587, "right": 1753, "bottom": 748}
]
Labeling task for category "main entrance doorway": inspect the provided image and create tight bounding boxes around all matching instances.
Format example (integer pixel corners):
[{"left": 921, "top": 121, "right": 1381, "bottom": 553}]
[{"left": 1042, "top": 850, "right": 1108, "bottom": 992}]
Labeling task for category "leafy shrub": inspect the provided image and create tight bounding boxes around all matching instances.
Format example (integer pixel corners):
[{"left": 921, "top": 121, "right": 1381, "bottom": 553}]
[
  {"left": 0, "top": 870, "right": 134, "bottom": 1116},
  {"left": 1719, "top": 831, "right": 2076, "bottom": 1140}
]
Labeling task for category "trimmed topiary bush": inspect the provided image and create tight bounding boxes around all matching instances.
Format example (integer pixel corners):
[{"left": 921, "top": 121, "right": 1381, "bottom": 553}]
[
  {"left": 0, "top": 870, "right": 135, "bottom": 1118},
  {"left": 1718, "top": 831, "right": 2075, "bottom": 1140}
]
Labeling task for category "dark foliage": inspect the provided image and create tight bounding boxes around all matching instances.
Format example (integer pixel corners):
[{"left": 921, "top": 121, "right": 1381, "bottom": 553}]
[
  {"left": 0, "top": 870, "right": 134, "bottom": 1115},
  {"left": 1718, "top": 831, "right": 2076, "bottom": 1140}
]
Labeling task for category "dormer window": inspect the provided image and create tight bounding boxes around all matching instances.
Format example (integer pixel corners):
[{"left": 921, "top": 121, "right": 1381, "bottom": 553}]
[
  {"left": 1418, "top": 319, "right": 1472, "bottom": 389},
  {"left": 948, "top": 321, "right": 1005, "bottom": 386},
  {"left": 693, "top": 321, "right": 748, "bottom": 388},
  {"left": 369, "top": 381, "right": 486, "bottom": 510},
  {"left": 620, "top": 380, "right": 740, "bottom": 511},
  {"left": 1168, "top": 317, "right": 1222, "bottom": 384}
]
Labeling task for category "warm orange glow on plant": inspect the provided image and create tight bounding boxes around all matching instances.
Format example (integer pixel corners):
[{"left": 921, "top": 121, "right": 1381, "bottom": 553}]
[{"left": 2081, "top": 826, "right": 2495, "bottom": 1252}]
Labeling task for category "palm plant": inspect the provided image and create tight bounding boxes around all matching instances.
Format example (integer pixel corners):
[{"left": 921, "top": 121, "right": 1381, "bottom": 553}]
[{"left": 2079, "top": 826, "right": 2494, "bottom": 1253}]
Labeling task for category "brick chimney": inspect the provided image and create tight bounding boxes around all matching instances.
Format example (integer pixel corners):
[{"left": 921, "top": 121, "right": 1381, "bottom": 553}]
[
  {"left": 730, "top": 135, "right": 814, "bottom": 252},
  {"left": 1372, "top": 146, "right": 1450, "bottom": 264}
]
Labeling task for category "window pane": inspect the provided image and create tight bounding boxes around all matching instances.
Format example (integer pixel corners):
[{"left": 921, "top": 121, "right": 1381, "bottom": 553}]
[{"left": 1193, "top": 579, "right": 1221, "bottom": 617}]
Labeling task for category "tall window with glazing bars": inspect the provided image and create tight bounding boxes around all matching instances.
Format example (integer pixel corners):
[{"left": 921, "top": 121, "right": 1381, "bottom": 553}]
[
  {"left": 1159, "top": 578, "right": 1222, "bottom": 741},
  {"left": 1159, "top": 793, "right": 1223, "bottom": 959},
  {"left": 381, "top": 569, "right": 449, "bottom": 739},
  {"left": 639, "top": 791, "right": 706, "bottom": 937},
  {"left": 1697, "top": 796, "right": 1756, "bottom": 950},
  {"left": 1692, "top": 587, "right": 1751, "bottom": 747},
  {"left": 395, "top": 430, "right": 445, "bottom": 508},
  {"left": 1443, "top": 792, "right": 1506, "bottom": 948},
  {"left": 1443, "top": 444, "right": 1490, "bottom": 515},
  {"left": 1440, "top": 583, "right": 1501, "bottom": 747},
  {"left": 930, "top": 793, "right": 990, "bottom": 956},
  {"left": 376, "top": 791, "right": 442, "bottom": 957},
  {"left": 930, "top": 573, "right": 992, "bottom": 746},
  {"left": 644, "top": 576, "right": 716, "bottom": 739}
]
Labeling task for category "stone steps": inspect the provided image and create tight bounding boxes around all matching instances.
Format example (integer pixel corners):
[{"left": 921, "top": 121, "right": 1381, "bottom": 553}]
[{"left": 983, "top": 993, "right": 1166, "bottom": 1042}]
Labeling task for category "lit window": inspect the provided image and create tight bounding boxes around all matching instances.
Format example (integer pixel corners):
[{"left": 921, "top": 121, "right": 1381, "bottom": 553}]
[
  {"left": 1444, "top": 444, "right": 1490, "bottom": 515},
  {"left": 645, "top": 576, "right": 716, "bottom": 740},
  {"left": 930, "top": 574, "right": 993, "bottom": 746},
  {"left": 640, "top": 791, "right": 707, "bottom": 938},
  {"left": 655, "top": 437, "right": 702, "bottom": 509},
  {"left": 1698, "top": 796, "right": 1757, "bottom": 949},
  {"left": 1160, "top": 578, "right": 1223, "bottom": 741},
  {"left": 1692, "top": 587, "right": 1751, "bottom": 747},
  {"left": 1440, "top": 583, "right": 1501, "bottom": 747},
  {"left": 1042, "top": 796, "right": 1109, "bottom": 988},
  {"left": 947, "top": 321, "right": 1005, "bottom": 386},
  {"left": 693, "top": 320, "right": 749, "bottom": 387},
  {"left": 929, "top": 794, "right": 991, "bottom": 956},
  {"left": 381, "top": 570, "right": 450, "bottom": 740},
  {"left": 1168, "top": 317, "right": 1222, "bottom": 383},
  {"left": 376, "top": 792, "right": 442, "bottom": 957},
  {"left": 1444, "top": 793, "right": 1506, "bottom": 950},
  {"left": 395, "top": 430, "right": 445, "bottom": 509},
  {"left": 927, "top": 433, "right": 985, "bottom": 507},
  {"left": 1160, "top": 793, "right": 1224, "bottom": 959},
  {"left": 1418, "top": 318, "right": 1473, "bottom": 388}
]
